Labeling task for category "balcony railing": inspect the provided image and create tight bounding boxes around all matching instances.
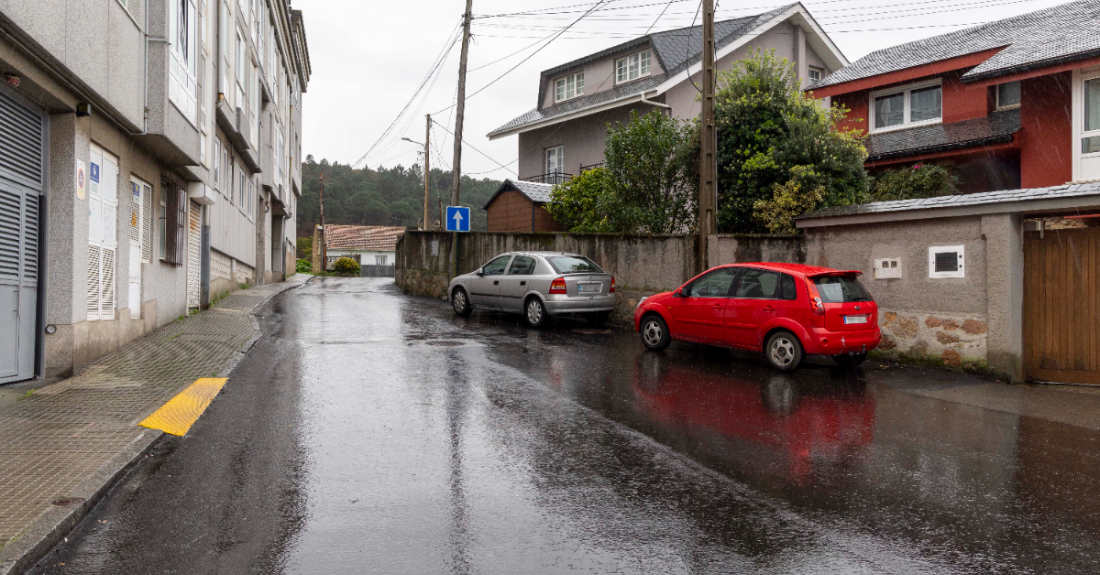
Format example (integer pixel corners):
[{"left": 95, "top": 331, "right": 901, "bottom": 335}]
[
  {"left": 521, "top": 172, "right": 573, "bottom": 185},
  {"left": 579, "top": 162, "right": 604, "bottom": 173}
]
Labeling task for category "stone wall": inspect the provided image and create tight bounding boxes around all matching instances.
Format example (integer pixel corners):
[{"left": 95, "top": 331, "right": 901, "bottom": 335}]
[
  {"left": 396, "top": 231, "right": 696, "bottom": 324},
  {"left": 878, "top": 310, "right": 989, "bottom": 368},
  {"left": 708, "top": 234, "right": 806, "bottom": 266}
]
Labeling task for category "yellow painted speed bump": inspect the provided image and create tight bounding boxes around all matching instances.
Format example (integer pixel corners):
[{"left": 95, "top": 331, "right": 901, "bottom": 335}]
[{"left": 140, "top": 378, "right": 228, "bottom": 436}]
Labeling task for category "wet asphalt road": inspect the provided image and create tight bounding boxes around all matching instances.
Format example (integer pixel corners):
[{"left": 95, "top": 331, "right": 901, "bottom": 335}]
[{"left": 29, "top": 277, "right": 1100, "bottom": 574}]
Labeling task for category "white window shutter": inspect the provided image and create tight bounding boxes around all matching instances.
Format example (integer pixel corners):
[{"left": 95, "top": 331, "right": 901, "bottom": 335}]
[
  {"left": 100, "top": 248, "right": 116, "bottom": 320},
  {"left": 87, "top": 245, "right": 101, "bottom": 321}
]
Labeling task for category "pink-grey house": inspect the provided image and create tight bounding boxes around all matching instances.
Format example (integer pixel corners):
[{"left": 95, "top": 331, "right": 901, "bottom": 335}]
[{"left": 487, "top": 3, "right": 847, "bottom": 183}]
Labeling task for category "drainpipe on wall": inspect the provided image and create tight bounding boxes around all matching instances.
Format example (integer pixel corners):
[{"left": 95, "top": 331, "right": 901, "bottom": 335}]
[{"left": 200, "top": 204, "right": 211, "bottom": 308}]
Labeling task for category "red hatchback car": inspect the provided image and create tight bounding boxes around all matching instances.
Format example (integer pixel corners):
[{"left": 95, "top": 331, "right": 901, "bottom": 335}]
[{"left": 634, "top": 263, "right": 880, "bottom": 371}]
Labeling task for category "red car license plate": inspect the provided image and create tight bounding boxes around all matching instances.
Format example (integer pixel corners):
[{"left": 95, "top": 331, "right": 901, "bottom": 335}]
[{"left": 844, "top": 315, "right": 868, "bottom": 325}]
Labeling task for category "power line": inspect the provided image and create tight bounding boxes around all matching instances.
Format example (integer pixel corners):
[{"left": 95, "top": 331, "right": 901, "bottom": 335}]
[
  {"left": 434, "top": 0, "right": 621, "bottom": 115},
  {"left": 431, "top": 119, "right": 517, "bottom": 176},
  {"left": 351, "top": 23, "right": 462, "bottom": 169}
]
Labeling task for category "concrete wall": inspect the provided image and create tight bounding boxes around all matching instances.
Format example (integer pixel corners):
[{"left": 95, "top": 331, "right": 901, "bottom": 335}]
[
  {"left": 803, "top": 217, "right": 998, "bottom": 371},
  {"left": 517, "top": 103, "right": 648, "bottom": 179},
  {"left": 395, "top": 232, "right": 808, "bottom": 325},
  {"left": 396, "top": 231, "right": 696, "bottom": 324}
]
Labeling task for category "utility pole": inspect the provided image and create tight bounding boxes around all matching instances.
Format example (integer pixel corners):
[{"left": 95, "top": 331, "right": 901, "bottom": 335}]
[
  {"left": 319, "top": 172, "right": 327, "bottom": 271},
  {"left": 424, "top": 114, "right": 431, "bottom": 231},
  {"left": 697, "top": 0, "right": 717, "bottom": 275},
  {"left": 450, "top": 0, "right": 473, "bottom": 279}
]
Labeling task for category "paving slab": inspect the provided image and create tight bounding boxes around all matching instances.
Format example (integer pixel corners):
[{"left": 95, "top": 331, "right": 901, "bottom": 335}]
[{"left": 0, "top": 276, "right": 308, "bottom": 575}]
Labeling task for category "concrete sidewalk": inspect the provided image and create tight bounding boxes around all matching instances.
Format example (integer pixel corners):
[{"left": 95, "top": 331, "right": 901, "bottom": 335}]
[{"left": 0, "top": 276, "right": 308, "bottom": 575}]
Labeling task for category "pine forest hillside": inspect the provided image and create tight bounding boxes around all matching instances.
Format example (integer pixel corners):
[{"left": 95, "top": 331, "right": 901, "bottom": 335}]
[{"left": 297, "top": 156, "right": 503, "bottom": 236}]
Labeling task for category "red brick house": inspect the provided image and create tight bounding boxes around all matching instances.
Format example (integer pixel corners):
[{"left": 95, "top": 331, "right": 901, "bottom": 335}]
[
  {"left": 483, "top": 180, "right": 563, "bottom": 232},
  {"left": 807, "top": 0, "right": 1100, "bottom": 193}
]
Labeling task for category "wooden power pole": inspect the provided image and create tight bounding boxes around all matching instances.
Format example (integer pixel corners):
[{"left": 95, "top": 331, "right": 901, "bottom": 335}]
[
  {"left": 697, "top": 0, "right": 718, "bottom": 274},
  {"left": 319, "top": 172, "right": 327, "bottom": 271},
  {"left": 450, "top": 0, "right": 473, "bottom": 278},
  {"left": 423, "top": 114, "right": 431, "bottom": 230}
]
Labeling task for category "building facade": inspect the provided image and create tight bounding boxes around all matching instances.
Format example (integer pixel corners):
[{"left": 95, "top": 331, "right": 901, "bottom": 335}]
[
  {"left": 0, "top": 0, "right": 309, "bottom": 383},
  {"left": 487, "top": 3, "right": 845, "bottom": 183},
  {"left": 807, "top": 0, "right": 1100, "bottom": 194}
]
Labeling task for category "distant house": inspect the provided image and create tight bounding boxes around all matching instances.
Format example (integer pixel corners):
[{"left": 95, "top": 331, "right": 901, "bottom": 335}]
[
  {"left": 488, "top": 2, "right": 845, "bottom": 184},
  {"left": 807, "top": 0, "right": 1100, "bottom": 192},
  {"left": 324, "top": 225, "right": 405, "bottom": 270},
  {"left": 483, "top": 180, "right": 562, "bottom": 232}
]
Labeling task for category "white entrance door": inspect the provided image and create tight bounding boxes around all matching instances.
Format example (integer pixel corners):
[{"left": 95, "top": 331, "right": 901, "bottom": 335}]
[{"left": 127, "top": 178, "right": 145, "bottom": 318}]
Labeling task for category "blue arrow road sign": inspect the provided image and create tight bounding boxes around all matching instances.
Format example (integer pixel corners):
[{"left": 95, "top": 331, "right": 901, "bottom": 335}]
[{"left": 446, "top": 206, "right": 471, "bottom": 232}]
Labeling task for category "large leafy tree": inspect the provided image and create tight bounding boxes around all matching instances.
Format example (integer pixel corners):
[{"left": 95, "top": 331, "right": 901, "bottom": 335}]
[
  {"left": 546, "top": 109, "right": 696, "bottom": 234},
  {"left": 711, "top": 49, "right": 868, "bottom": 233}
]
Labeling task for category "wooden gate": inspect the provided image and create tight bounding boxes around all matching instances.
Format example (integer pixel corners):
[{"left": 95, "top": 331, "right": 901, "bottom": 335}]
[{"left": 1024, "top": 227, "right": 1100, "bottom": 384}]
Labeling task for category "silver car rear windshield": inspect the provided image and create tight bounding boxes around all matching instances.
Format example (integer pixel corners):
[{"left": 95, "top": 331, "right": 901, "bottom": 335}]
[
  {"left": 547, "top": 256, "right": 604, "bottom": 274},
  {"left": 812, "top": 275, "right": 873, "bottom": 303}
]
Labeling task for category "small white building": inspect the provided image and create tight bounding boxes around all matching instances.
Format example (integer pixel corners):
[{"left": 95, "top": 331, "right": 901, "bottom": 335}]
[{"left": 325, "top": 225, "right": 406, "bottom": 272}]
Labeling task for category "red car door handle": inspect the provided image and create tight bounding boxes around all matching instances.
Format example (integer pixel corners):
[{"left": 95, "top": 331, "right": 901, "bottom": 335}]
[{"left": 763, "top": 305, "right": 776, "bottom": 310}]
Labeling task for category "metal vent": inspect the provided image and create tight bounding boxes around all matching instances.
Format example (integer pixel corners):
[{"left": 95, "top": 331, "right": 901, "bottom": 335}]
[
  {"left": 0, "top": 92, "right": 44, "bottom": 188},
  {"left": 23, "top": 193, "right": 38, "bottom": 284},
  {"left": 142, "top": 183, "right": 153, "bottom": 262},
  {"left": 0, "top": 187, "right": 19, "bottom": 282},
  {"left": 87, "top": 245, "right": 101, "bottom": 320}
]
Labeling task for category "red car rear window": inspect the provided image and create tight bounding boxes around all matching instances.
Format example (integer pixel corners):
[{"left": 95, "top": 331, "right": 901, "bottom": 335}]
[{"left": 812, "top": 275, "right": 873, "bottom": 303}]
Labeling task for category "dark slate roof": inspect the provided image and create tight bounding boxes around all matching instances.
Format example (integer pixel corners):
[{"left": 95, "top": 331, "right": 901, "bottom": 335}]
[
  {"left": 798, "top": 181, "right": 1100, "bottom": 221},
  {"left": 489, "top": 5, "right": 795, "bottom": 138},
  {"left": 482, "top": 179, "right": 556, "bottom": 210},
  {"left": 866, "top": 108, "right": 1020, "bottom": 161},
  {"left": 812, "top": 0, "right": 1100, "bottom": 90}
]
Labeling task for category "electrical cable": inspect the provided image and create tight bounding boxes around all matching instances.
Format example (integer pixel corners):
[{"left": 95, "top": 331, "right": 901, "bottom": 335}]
[
  {"left": 351, "top": 23, "right": 462, "bottom": 169},
  {"left": 432, "top": 118, "right": 517, "bottom": 175}
]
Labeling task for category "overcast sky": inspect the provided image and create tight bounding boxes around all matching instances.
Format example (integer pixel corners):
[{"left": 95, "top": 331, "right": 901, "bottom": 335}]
[{"left": 293, "top": 0, "right": 1069, "bottom": 178}]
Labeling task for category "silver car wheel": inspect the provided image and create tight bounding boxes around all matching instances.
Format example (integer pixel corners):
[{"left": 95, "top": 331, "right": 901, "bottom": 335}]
[
  {"left": 643, "top": 319, "right": 663, "bottom": 347},
  {"left": 769, "top": 335, "right": 797, "bottom": 368},
  {"left": 526, "top": 299, "right": 543, "bottom": 325},
  {"left": 453, "top": 290, "right": 467, "bottom": 313}
]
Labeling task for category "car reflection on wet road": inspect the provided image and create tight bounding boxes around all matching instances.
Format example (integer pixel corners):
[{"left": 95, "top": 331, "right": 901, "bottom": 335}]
[{"left": 32, "top": 277, "right": 1100, "bottom": 575}]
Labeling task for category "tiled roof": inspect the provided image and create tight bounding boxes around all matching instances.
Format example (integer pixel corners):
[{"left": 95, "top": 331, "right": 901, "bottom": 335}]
[
  {"left": 482, "top": 179, "right": 556, "bottom": 210},
  {"left": 324, "top": 225, "right": 405, "bottom": 251},
  {"left": 489, "top": 5, "right": 794, "bottom": 138},
  {"left": 798, "top": 181, "right": 1100, "bottom": 221},
  {"left": 812, "top": 0, "right": 1100, "bottom": 90},
  {"left": 866, "top": 108, "right": 1020, "bottom": 160}
]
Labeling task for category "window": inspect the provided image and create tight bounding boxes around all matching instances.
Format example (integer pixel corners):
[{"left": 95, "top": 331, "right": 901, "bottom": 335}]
[
  {"left": 213, "top": 139, "right": 221, "bottom": 189},
  {"left": 481, "top": 255, "right": 512, "bottom": 275},
  {"left": 158, "top": 191, "right": 167, "bottom": 259},
  {"left": 870, "top": 81, "right": 942, "bottom": 132},
  {"left": 996, "top": 81, "right": 1021, "bottom": 110},
  {"left": 928, "top": 245, "right": 965, "bottom": 278},
  {"left": 555, "top": 72, "right": 584, "bottom": 102},
  {"left": 507, "top": 256, "right": 537, "bottom": 275},
  {"left": 235, "top": 29, "right": 247, "bottom": 109},
  {"left": 248, "top": 180, "right": 255, "bottom": 218},
  {"left": 808, "top": 66, "right": 823, "bottom": 83},
  {"left": 812, "top": 275, "right": 873, "bottom": 303},
  {"left": 375, "top": 255, "right": 388, "bottom": 266},
  {"left": 220, "top": 145, "right": 229, "bottom": 196},
  {"left": 616, "top": 50, "right": 650, "bottom": 84},
  {"left": 169, "top": 0, "right": 198, "bottom": 123},
  {"left": 687, "top": 268, "right": 737, "bottom": 298},
  {"left": 239, "top": 171, "right": 246, "bottom": 208},
  {"left": 254, "top": 0, "right": 265, "bottom": 65},
  {"left": 734, "top": 268, "right": 780, "bottom": 299},
  {"left": 1083, "top": 77, "right": 1100, "bottom": 154},
  {"left": 547, "top": 255, "right": 603, "bottom": 274},
  {"left": 546, "top": 146, "right": 564, "bottom": 175},
  {"left": 220, "top": 1, "right": 230, "bottom": 94},
  {"left": 160, "top": 179, "right": 187, "bottom": 265},
  {"left": 778, "top": 274, "right": 797, "bottom": 300},
  {"left": 874, "top": 258, "right": 902, "bottom": 279},
  {"left": 250, "top": 63, "right": 259, "bottom": 147}
]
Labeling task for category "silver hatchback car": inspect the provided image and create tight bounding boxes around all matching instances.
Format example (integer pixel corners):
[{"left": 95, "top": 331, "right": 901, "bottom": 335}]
[{"left": 449, "top": 251, "right": 616, "bottom": 327}]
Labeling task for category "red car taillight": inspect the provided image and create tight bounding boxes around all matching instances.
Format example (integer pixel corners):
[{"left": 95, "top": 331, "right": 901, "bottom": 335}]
[
  {"left": 806, "top": 279, "right": 826, "bottom": 316},
  {"left": 550, "top": 278, "right": 567, "bottom": 294},
  {"left": 610, "top": 277, "right": 616, "bottom": 293}
]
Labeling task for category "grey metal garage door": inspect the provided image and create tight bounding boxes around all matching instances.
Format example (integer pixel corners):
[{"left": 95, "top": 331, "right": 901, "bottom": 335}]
[{"left": 0, "top": 88, "right": 45, "bottom": 384}]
